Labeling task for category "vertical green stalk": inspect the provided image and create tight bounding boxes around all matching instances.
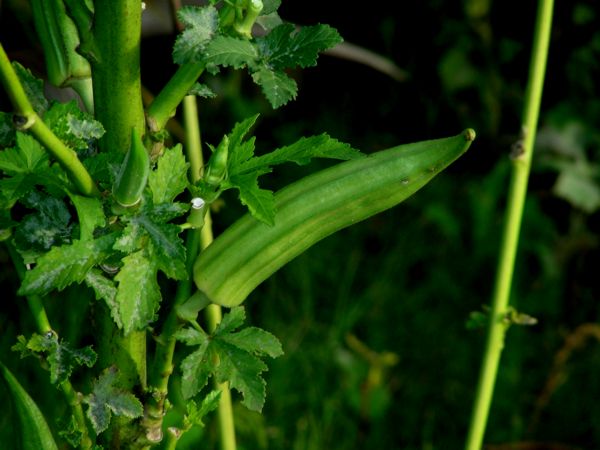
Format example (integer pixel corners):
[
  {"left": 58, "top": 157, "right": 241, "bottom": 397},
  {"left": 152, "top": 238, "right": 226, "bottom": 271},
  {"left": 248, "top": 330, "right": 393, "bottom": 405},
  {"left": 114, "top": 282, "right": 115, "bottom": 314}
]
[
  {"left": 183, "top": 94, "right": 237, "bottom": 450},
  {"left": 464, "top": 1, "right": 554, "bottom": 449},
  {"left": 90, "top": 3, "right": 147, "bottom": 446},
  {"left": 91, "top": 0, "right": 145, "bottom": 153}
]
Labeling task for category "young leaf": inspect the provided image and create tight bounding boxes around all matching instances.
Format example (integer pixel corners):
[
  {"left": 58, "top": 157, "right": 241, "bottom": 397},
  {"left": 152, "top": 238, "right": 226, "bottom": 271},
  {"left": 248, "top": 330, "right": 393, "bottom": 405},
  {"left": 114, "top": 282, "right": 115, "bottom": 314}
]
[
  {"left": 148, "top": 144, "right": 189, "bottom": 204},
  {"left": 115, "top": 249, "right": 161, "bottom": 333},
  {"left": 18, "top": 233, "right": 116, "bottom": 296},
  {"left": 185, "top": 390, "right": 221, "bottom": 428},
  {"left": 84, "top": 367, "right": 144, "bottom": 434},
  {"left": 173, "top": 5, "right": 219, "bottom": 64},
  {"left": 0, "top": 362, "right": 59, "bottom": 450},
  {"left": 233, "top": 134, "right": 363, "bottom": 175},
  {"left": 226, "top": 114, "right": 260, "bottom": 168},
  {"left": 13, "top": 332, "right": 96, "bottom": 385},
  {"left": 176, "top": 306, "right": 283, "bottom": 411},
  {"left": 188, "top": 83, "right": 217, "bottom": 98}
]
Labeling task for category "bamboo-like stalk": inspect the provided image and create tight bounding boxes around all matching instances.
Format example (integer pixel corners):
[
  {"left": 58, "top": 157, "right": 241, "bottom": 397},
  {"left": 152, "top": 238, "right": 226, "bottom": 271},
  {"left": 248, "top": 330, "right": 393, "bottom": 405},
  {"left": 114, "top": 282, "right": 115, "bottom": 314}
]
[{"left": 464, "top": 1, "right": 554, "bottom": 449}]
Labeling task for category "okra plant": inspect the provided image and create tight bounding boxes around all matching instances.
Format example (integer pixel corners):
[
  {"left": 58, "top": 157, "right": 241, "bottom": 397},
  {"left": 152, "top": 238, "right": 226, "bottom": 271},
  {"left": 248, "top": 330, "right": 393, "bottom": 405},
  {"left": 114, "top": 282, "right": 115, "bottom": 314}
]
[{"left": 0, "top": 1, "right": 474, "bottom": 449}]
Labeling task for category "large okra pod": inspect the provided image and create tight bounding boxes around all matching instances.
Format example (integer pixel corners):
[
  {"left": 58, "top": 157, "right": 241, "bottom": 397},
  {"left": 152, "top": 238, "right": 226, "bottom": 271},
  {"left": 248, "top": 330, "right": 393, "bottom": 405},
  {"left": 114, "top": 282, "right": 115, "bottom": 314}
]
[{"left": 194, "top": 129, "right": 475, "bottom": 307}]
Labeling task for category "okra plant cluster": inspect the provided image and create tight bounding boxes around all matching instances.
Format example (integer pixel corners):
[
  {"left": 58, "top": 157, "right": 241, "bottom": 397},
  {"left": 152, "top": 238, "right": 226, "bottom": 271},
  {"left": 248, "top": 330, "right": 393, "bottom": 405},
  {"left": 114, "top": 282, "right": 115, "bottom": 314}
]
[{"left": 0, "top": 0, "right": 473, "bottom": 449}]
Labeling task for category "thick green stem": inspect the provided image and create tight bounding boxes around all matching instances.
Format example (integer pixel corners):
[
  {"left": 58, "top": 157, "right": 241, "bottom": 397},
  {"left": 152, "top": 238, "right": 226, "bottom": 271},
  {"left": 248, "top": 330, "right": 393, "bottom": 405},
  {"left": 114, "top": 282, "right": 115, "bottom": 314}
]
[
  {"left": 464, "top": 1, "right": 554, "bottom": 449},
  {"left": 91, "top": 0, "right": 145, "bottom": 153},
  {"left": 90, "top": 2, "right": 147, "bottom": 446},
  {"left": 0, "top": 43, "right": 99, "bottom": 197},
  {"left": 146, "top": 63, "right": 204, "bottom": 132}
]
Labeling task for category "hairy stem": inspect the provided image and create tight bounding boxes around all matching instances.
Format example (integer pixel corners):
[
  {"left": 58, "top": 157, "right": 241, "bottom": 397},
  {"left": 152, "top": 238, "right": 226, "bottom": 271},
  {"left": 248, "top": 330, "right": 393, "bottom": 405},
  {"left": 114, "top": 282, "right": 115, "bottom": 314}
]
[
  {"left": 91, "top": 0, "right": 145, "bottom": 153},
  {"left": 464, "top": 1, "right": 554, "bottom": 449},
  {"left": 0, "top": 43, "right": 99, "bottom": 197}
]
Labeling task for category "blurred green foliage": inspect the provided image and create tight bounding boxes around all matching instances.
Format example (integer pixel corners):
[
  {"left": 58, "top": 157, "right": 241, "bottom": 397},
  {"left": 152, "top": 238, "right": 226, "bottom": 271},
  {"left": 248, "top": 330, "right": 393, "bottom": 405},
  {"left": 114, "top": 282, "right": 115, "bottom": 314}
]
[{"left": 1, "top": 0, "right": 599, "bottom": 449}]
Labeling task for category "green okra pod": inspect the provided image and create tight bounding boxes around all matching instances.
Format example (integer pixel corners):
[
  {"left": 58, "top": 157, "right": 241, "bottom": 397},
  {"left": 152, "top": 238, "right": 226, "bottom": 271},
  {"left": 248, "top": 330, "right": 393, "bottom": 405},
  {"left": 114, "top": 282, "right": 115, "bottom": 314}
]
[
  {"left": 194, "top": 129, "right": 476, "bottom": 307},
  {"left": 113, "top": 128, "right": 150, "bottom": 207}
]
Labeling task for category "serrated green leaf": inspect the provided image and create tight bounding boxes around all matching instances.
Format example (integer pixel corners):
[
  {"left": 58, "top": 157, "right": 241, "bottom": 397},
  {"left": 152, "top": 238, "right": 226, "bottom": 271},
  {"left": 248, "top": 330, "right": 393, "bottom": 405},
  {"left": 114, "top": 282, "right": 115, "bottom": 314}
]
[
  {"left": 18, "top": 233, "right": 116, "bottom": 296},
  {"left": 0, "top": 362, "right": 59, "bottom": 450},
  {"left": 212, "top": 340, "right": 268, "bottom": 411},
  {"left": 185, "top": 390, "right": 221, "bottom": 428},
  {"left": 13, "top": 62, "right": 49, "bottom": 115},
  {"left": 179, "top": 339, "right": 212, "bottom": 399},
  {"left": 214, "top": 306, "right": 246, "bottom": 335},
  {"left": 256, "top": 23, "right": 342, "bottom": 70},
  {"left": 188, "top": 83, "right": 217, "bottom": 98},
  {"left": 251, "top": 67, "right": 297, "bottom": 108},
  {"left": 0, "top": 132, "right": 48, "bottom": 175},
  {"left": 13, "top": 191, "right": 74, "bottom": 261},
  {"left": 204, "top": 35, "right": 258, "bottom": 70},
  {"left": 234, "top": 134, "right": 363, "bottom": 175},
  {"left": 229, "top": 171, "right": 275, "bottom": 225},
  {"left": 113, "top": 220, "right": 144, "bottom": 253},
  {"left": 220, "top": 327, "right": 283, "bottom": 358},
  {"left": 13, "top": 332, "right": 96, "bottom": 385},
  {"left": 173, "top": 5, "right": 219, "bottom": 64},
  {"left": 174, "top": 326, "right": 208, "bottom": 346},
  {"left": 149, "top": 144, "right": 189, "bottom": 204},
  {"left": 67, "top": 114, "right": 105, "bottom": 141},
  {"left": 146, "top": 201, "right": 190, "bottom": 223},
  {"left": 0, "top": 175, "right": 36, "bottom": 208},
  {"left": 47, "top": 340, "right": 97, "bottom": 385},
  {"left": 84, "top": 367, "right": 143, "bottom": 434},
  {"left": 135, "top": 216, "right": 187, "bottom": 280},
  {"left": 84, "top": 269, "right": 122, "bottom": 328},
  {"left": 178, "top": 307, "right": 282, "bottom": 409},
  {"left": 226, "top": 114, "right": 260, "bottom": 169},
  {"left": 69, "top": 194, "right": 106, "bottom": 241},
  {"left": 115, "top": 249, "right": 161, "bottom": 333}
]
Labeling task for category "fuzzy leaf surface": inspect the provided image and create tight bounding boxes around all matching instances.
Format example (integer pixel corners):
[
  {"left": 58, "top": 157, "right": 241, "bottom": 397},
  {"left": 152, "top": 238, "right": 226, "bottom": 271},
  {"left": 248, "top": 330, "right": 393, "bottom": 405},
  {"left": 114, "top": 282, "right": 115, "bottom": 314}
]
[
  {"left": 173, "top": 5, "right": 219, "bottom": 64},
  {"left": 148, "top": 144, "right": 189, "bottom": 204},
  {"left": 115, "top": 249, "right": 161, "bottom": 333},
  {"left": 84, "top": 367, "right": 143, "bottom": 434},
  {"left": 13, "top": 333, "right": 96, "bottom": 385},
  {"left": 18, "top": 233, "right": 116, "bottom": 296}
]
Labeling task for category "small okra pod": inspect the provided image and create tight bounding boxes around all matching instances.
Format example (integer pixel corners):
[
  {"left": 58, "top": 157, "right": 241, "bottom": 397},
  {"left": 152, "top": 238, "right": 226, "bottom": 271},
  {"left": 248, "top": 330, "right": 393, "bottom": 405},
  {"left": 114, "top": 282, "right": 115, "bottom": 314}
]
[
  {"left": 194, "top": 129, "right": 475, "bottom": 307},
  {"left": 204, "top": 135, "right": 229, "bottom": 187},
  {"left": 112, "top": 128, "right": 150, "bottom": 207}
]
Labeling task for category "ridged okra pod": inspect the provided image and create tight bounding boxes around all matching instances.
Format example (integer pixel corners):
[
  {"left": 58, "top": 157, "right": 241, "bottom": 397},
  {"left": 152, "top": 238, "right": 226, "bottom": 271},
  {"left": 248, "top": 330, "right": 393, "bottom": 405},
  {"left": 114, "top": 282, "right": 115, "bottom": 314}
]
[
  {"left": 194, "top": 129, "right": 475, "bottom": 307},
  {"left": 112, "top": 128, "right": 149, "bottom": 207}
]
